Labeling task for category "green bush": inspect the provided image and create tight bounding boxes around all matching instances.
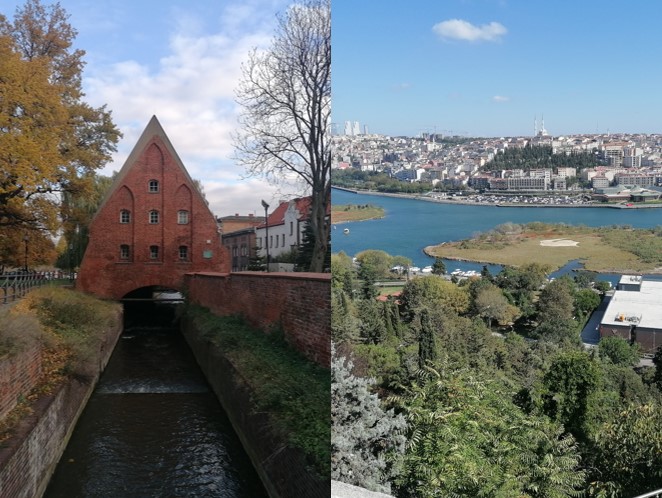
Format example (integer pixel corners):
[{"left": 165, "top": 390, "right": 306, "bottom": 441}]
[{"left": 186, "top": 306, "right": 330, "bottom": 478}]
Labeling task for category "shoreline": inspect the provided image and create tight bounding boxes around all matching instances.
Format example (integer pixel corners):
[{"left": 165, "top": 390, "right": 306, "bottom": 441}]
[{"left": 332, "top": 187, "right": 662, "bottom": 209}]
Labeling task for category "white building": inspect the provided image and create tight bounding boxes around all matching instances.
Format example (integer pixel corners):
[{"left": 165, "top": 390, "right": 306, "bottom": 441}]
[{"left": 256, "top": 196, "right": 325, "bottom": 264}]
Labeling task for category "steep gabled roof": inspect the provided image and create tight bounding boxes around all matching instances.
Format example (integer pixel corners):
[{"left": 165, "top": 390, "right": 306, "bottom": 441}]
[{"left": 93, "top": 115, "right": 214, "bottom": 221}]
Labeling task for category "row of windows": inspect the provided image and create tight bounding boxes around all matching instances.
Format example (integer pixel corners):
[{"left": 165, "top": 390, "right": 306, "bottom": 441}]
[
  {"left": 120, "top": 210, "right": 189, "bottom": 225},
  {"left": 258, "top": 234, "right": 287, "bottom": 249},
  {"left": 231, "top": 245, "right": 248, "bottom": 257},
  {"left": 119, "top": 244, "right": 189, "bottom": 261}
]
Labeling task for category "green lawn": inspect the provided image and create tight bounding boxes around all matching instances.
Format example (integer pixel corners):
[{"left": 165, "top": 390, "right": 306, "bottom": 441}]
[
  {"left": 332, "top": 204, "right": 385, "bottom": 223},
  {"left": 425, "top": 223, "right": 662, "bottom": 273}
]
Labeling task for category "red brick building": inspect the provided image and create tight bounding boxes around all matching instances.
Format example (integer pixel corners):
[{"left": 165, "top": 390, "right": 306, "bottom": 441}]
[{"left": 77, "top": 116, "right": 229, "bottom": 299}]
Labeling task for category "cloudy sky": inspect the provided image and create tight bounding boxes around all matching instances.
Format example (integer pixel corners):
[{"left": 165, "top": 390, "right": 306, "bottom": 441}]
[
  {"left": 333, "top": 0, "right": 662, "bottom": 138},
  {"left": 3, "top": 0, "right": 298, "bottom": 218}
]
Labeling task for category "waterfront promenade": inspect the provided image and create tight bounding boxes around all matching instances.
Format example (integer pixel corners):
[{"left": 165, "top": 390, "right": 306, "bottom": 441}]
[{"left": 333, "top": 187, "right": 662, "bottom": 209}]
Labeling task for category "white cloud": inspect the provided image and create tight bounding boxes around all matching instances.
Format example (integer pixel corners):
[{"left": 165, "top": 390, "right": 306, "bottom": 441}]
[
  {"left": 83, "top": 0, "right": 297, "bottom": 217},
  {"left": 393, "top": 82, "right": 412, "bottom": 91},
  {"left": 492, "top": 95, "right": 510, "bottom": 102},
  {"left": 433, "top": 19, "right": 507, "bottom": 42}
]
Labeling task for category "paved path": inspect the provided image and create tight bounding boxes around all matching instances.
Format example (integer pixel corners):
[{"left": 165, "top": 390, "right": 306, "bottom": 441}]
[
  {"left": 332, "top": 481, "right": 393, "bottom": 498},
  {"left": 581, "top": 293, "right": 612, "bottom": 345}
]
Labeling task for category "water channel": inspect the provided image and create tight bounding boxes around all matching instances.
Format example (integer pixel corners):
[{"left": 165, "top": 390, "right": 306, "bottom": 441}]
[{"left": 44, "top": 302, "right": 268, "bottom": 498}]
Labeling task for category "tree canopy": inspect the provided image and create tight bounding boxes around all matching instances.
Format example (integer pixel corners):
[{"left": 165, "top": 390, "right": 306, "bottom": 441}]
[{"left": 0, "top": 0, "right": 120, "bottom": 266}]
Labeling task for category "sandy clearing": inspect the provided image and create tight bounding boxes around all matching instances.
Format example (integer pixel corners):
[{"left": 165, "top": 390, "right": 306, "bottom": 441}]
[{"left": 540, "top": 239, "right": 580, "bottom": 247}]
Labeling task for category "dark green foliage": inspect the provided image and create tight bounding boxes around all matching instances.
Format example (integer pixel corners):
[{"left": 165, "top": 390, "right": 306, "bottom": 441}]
[
  {"left": 330, "top": 247, "right": 662, "bottom": 495},
  {"left": 431, "top": 257, "right": 446, "bottom": 275},
  {"left": 296, "top": 221, "right": 330, "bottom": 270},
  {"left": 574, "top": 288, "right": 601, "bottom": 319},
  {"left": 536, "top": 277, "right": 576, "bottom": 325},
  {"left": 394, "top": 364, "right": 585, "bottom": 497},
  {"left": 599, "top": 336, "right": 640, "bottom": 367},
  {"left": 480, "top": 264, "right": 493, "bottom": 282},
  {"left": 484, "top": 143, "right": 599, "bottom": 172},
  {"left": 357, "top": 263, "right": 378, "bottom": 300},
  {"left": 331, "top": 288, "right": 359, "bottom": 343},
  {"left": 534, "top": 318, "right": 582, "bottom": 348},
  {"left": 332, "top": 169, "right": 434, "bottom": 194},
  {"left": 589, "top": 403, "right": 662, "bottom": 496},
  {"left": 573, "top": 270, "right": 597, "bottom": 289},
  {"left": 541, "top": 351, "right": 602, "bottom": 441},
  {"left": 417, "top": 310, "right": 436, "bottom": 369},
  {"left": 358, "top": 298, "right": 387, "bottom": 344},
  {"left": 654, "top": 346, "right": 662, "bottom": 391},
  {"left": 247, "top": 245, "right": 266, "bottom": 270}
]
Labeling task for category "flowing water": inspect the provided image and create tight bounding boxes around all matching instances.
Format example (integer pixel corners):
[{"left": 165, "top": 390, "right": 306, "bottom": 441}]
[{"left": 44, "top": 304, "right": 268, "bottom": 498}]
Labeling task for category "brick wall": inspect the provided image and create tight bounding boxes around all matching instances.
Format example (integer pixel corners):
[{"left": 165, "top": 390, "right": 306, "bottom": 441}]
[
  {"left": 0, "top": 343, "right": 41, "bottom": 420},
  {"left": 0, "top": 312, "right": 122, "bottom": 498},
  {"left": 185, "top": 272, "right": 330, "bottom": 367}
]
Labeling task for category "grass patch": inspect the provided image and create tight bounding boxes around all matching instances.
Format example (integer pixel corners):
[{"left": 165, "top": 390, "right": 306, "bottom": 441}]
[
  {"left": 425, "top": 223, "right": 662, "bottom": 273},
  {"left": 10, "top": 287, "right": 121, "bottom": 382},
  {"left": 186, "top": 305, "right": 330, "bottom": 478},
  {"left": 332, "top": 204, "right": 385, "bottom": 223},
  {"left": 0, "top": 287, "right": 120, "bottom": 444}
]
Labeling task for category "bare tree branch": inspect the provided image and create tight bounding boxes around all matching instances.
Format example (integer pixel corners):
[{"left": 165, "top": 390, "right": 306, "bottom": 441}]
[{"left": 234, "top": 0, "right": 330, "bottom": 272}]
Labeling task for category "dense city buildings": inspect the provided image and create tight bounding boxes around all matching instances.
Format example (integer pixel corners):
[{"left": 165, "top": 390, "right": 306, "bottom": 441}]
[{"left": 333, "top": 130, "right": 662, "bottom": 202}]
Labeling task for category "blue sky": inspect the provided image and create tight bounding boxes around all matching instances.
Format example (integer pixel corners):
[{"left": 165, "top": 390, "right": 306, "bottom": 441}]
[
  {"left": 3, "top": 0, "right": 293, "bottom": 217},
  {"left": 332, "top": 0, "right": 662, "bottom": 138}
]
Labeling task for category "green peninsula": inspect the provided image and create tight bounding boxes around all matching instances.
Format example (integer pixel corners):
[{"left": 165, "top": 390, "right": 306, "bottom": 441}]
[
  {"left": 332, "top": 204, "right": 384, "bottom": 224},
  {"left": 425, "top": 222, "right": 662, "bottom": 274}
]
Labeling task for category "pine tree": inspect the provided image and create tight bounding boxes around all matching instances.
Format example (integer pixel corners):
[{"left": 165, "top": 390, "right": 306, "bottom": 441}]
[
  {"left": 331, "top": 345, "right": 406, "bottom": 493},
  {"left": 418, "top": 309, "right": 437, "bottom": 369}
]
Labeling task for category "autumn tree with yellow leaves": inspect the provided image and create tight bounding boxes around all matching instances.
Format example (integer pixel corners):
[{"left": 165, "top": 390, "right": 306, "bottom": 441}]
[{"left": 0, "top": 0, "right": 120, "bottom": 268}]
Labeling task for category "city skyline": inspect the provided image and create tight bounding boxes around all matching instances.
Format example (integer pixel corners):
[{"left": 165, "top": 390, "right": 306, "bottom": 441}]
[
  {"left": 333, "top": 0, "right": 662, "bottom": 139},
  {"left": 2, "top": 0, "right": 297, "bottom": 217}
]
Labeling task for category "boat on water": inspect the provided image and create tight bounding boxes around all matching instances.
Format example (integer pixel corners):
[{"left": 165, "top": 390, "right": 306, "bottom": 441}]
[
  {"left": 451, "top": 269, "right": 480, "bottom": 278},
  {"left": 343, "top": 228, "right": 350, "bottom": 235}
]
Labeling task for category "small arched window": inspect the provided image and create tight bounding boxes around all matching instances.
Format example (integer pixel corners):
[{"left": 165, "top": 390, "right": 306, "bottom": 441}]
[
  {"left": 179, "top": 245, "right": 189, "bottom": 261},
  {"left": 120, "top": 210, "right": 131, "bottom": 224},
  {"left": 148, "top": 179, "right": 159, "bottom": 193},
  {"left": 177, "top": 210, "right": 189, "bottom": 224},
  {"left": 149, "top": 245, "right": 159, "bottom": 260},
  {"left": 149, "top": 210, "right": 159, "bottom": 224},
  {"left": 120, "top": 244, "right": 130, "bottom": 260}
]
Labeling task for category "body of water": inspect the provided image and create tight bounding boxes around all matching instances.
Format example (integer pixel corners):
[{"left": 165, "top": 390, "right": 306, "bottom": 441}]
[
  {"left": 44, "top": 322, "right": 268, "bottom": 498},
  {"left": 332, "top": 188, "right": 662, "bottom": 283}
]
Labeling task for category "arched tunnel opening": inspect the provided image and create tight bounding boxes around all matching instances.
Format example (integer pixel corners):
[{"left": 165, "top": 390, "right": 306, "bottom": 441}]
[{"left": 121, "top": 285, "right": 185, "bottom": 330}]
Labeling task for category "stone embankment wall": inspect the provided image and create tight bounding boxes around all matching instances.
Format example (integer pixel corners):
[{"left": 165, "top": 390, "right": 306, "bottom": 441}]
[
  {"left": 181, "top": 317, "right": 329, "bottom": 498},
  {"left": 0, "top": 311, "right": 123, "bottom": 498},
  {"left": 0, "top": 343, "right": 42, "bottom": 420},
  {"left": 185, "top": 271, "right": 330, "bottom": 367}
]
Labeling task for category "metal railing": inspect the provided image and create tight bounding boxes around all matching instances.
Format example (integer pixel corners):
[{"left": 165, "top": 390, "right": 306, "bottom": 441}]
[
  {"left": 633, "top": 489, "right": 662, "bottom": 498},
  {"left": 0, "top": 273, "right": 50, "bottom": 305}
]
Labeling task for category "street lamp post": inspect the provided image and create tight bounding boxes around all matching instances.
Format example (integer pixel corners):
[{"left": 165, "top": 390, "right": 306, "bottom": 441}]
[
  {"left": 261, "top": 200, "right": 270, "bottom": 272},
  {"left": 23, "top": 235, "right": 29, "bottom": 273}
]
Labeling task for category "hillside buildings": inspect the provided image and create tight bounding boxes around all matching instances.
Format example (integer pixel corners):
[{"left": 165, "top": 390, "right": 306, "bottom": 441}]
[{"left": 333, "top": 131, "right": 662, "bottom": 199}]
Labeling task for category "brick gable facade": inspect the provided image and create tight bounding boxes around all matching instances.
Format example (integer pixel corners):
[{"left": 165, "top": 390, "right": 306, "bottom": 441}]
[{"left": 77, "top": 116, "right": 229, "bottom": 299}]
